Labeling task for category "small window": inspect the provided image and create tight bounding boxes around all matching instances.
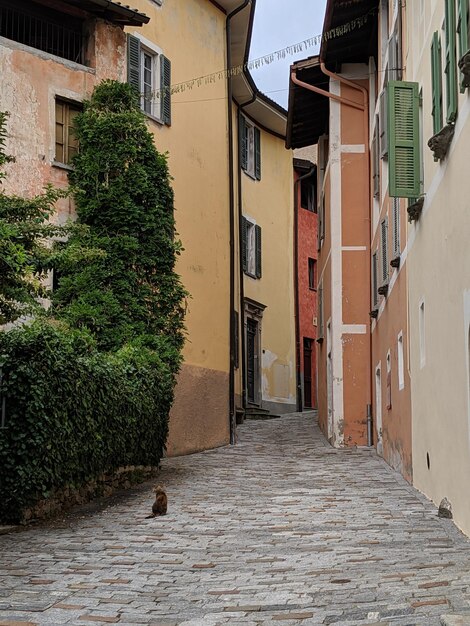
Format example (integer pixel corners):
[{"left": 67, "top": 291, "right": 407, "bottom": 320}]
[
  {"left": 301, "top": 177, "right": 316, "bottom": 212},
  {"left": 308, "top": 258, "right": 317, "bottom": 290},
  {"left": 380, "top": 218, "right": 389, "bottom": 286},
  {"left": 55, "top": 99, "right": 81, "bottom": 165},
  {"left": 240, "top": 115, "right": 261, "bottom": 180},
  {"left": 242, "top": 217, "right": 261, "bottom": 279}
]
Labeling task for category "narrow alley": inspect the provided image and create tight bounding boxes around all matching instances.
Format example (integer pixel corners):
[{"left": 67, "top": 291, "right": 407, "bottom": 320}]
[{"left": 1, "top": 414, "right": 470, "bottom": 626}]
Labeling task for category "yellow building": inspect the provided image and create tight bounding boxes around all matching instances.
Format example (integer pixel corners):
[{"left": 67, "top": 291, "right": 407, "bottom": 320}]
[{"left": 1, "top": 0, "right": 295, "bottom": 455}]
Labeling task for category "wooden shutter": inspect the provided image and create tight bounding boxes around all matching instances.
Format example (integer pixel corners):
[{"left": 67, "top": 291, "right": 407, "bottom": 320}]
[
  {"left": 239, "top": 114, "right": 247, "bottom": 171},
  {"left": 381, "top": 218, "right": 388, "bottom": 285},
  {"left": 255, "top": 225, "right": 262, "bottom": 278},
  {"left": 161, "top": 55, "right": 171, "bottom": 125},
  {"left": 458, "top": 0, "right": 469, "bottom": 91},
  {"left": 431, "top": 32, "right": 443, "bottom": 134},
  {"left": 254, "top": 127, "right": 261, "bottom": 180},
  {"left": 372, "top": 128, "right": 379, "bottom": 197},
  {"left": 392, "top": 197, "right": 400, "bottom": 257},
  {"left": 379, "top": 90, "right": 388, "bottom": 158},
  {"left": 372, "top": 252, "right": 378, "bottom": 308},
  {"left": 242, "top": 216, "right": 248, "bottom": 273},
  {"left": 387, "top": 81, "right": 421, "bottom": 198},
  {"left": 127, "top": 34, "right": 141, "bottom": 95},
  {"left": 445, "top": 0, "right": 458, "bottom": 122}
]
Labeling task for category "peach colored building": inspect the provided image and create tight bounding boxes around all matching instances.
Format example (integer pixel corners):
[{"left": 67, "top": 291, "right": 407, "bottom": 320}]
[{"left": 286, "top": 0, "right": 412, "bottom": 480}]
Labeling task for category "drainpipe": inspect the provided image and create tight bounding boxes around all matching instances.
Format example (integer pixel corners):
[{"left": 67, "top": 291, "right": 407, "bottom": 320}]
[
  {"left": 293, "top": 166, "right": 315, "bottom": 413},
  {"left": 226, "top": 0, "right": 251, "bottom": 444},
  {"left": 291, "top": 61, "right": 373, "bottom": 445},
  {"left": 237, "top": 94, "right": 256, "bottom": 415}
]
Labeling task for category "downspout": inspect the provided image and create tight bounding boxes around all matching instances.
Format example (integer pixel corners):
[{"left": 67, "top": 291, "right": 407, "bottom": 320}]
[
  {"left": 293, "top": 166, "right": 315, "bottom": 412},
  {"left": 226, "top": 0, "right": 251, "bottom": 444},
  {"left": 237, "top": 93, "right": 256, "bottom": 415},
  {"left": 291, "top": 61, "right": 373, "bottom": 445}
]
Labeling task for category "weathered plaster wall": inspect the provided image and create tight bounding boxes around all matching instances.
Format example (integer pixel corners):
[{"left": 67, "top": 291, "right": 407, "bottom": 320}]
[
  {"left": 235, "top": 108, "right": 296, "bottom": 413},
  {"left": 128, "top": 0, "right": 231, "bottom": 454},
  {"left": 295, "top": 169, "right": 318, "bottom": 409}
]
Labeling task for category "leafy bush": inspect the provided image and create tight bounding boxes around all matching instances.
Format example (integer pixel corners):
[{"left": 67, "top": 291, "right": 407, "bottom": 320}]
[{"left": 0, "top": 320, "right": 173, "bottom": 523}]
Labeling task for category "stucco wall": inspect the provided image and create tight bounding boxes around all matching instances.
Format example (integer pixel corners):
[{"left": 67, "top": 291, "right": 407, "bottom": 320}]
[
  {"left": 406, "top": 0, "right": 470, "bottom": 533},
  {"left": 127, "top": 0, "right": 231, "bottom": 453},
  {"left": 234, "top": 106, "right": 296, "bottom": 413}
]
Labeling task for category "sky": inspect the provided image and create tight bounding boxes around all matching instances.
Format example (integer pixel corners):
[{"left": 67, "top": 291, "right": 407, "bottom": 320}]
[{"left": 249, "top": 0, "right": 328, "bottom": 109}]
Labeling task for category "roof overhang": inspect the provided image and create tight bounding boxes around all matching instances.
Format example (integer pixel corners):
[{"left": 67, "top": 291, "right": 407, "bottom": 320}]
[
  {"left": 321, "top": 0, "right": 378, "bottom": 68},
  {"left": 217, "top": 0, "right": 287, "bottom": 138},
  {"left": 286, "top": 56, "right": 329, "bottom": 149},
  {"left": 57, "top": 0, "right": 149, "bottom": 25}
]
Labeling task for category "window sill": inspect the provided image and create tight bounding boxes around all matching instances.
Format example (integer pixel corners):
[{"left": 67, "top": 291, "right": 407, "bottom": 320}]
[
  {"left": 242, "top": 168, "right": 258, "bottom": 182},
  {"left": 244, "top": 270, "right": 258, "bottom": 280},
  {"left": 52, "top": 160, "right": 74, "bottom": 172},
  {"left": 144, "top": 111, "right": 165, "bottom": 126},
  {"left": 309, "top": 287, "right": 317, "bottom": 292}
]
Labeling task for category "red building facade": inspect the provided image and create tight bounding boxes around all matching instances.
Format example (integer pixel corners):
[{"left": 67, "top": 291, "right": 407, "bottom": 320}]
[{"left": 294, "top": 158, "right": 318, "bottom": 411}]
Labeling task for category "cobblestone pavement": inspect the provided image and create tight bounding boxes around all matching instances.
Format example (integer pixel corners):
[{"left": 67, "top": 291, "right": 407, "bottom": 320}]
[{"left": 1, "top": 413, "right": 470, "bottom": 626}]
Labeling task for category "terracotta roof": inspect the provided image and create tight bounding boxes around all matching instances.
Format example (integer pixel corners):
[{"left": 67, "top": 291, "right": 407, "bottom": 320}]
[{"left": 62, "top": 0, "right": 149, "bottom": 25}]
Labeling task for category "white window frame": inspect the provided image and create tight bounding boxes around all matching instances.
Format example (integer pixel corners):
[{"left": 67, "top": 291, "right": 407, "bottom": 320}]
[
  {"left": 245, "top": 120, "right": 256, "bottom": 179},
  {"left": 133, "top": 33, "right": 163, "bottom": 122},
  {"left": 245, "top": 217, "right": 256, "bottom": 278}
]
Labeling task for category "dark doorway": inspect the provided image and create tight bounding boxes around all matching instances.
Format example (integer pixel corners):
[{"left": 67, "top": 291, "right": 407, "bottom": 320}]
[
  {"left": 247, "top": 318, "right": 259, "bottom": 404},
  {"left": 303, "top": 338, "right": 313, "bottom": 408}
]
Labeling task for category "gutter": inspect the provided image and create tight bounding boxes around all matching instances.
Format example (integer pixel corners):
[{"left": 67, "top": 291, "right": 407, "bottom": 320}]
[
  {"left": 81, "top": 0, "right": 150, "bottom": 24},
  {"left": 226, "top": 0, "right": 251, "bottom": 445}
]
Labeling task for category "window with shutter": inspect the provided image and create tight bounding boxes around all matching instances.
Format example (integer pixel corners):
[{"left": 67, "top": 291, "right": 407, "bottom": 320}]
[
  {"left": 431, "top": 32, "right": 443, "bottom": 134},
  {"left": 372, "top": 127, "right": 380, "bottom": 197},
  {"left": 318, "top": 192, "right": 325, "bottom": 249},
  {"left": 457, "top": 0, "right": 470, "bottom": 91},
  {"left": 241, "top": 216, "right": 248, "bottom": 273},
  {"left": 444, "top": 0, "right": 458, "bottom": 122},
  {"left": 318, "top": 282, "right": 324, "bottom": 340},
  {"left": 379, "top": 90, "right": 388, "bottom": 158},
  {"left": 387, "top": 81, "right": 421, "bottom": 198},
  {"left": 255, "top": 225, "right": 262, "bottom": 278},
  {"left": 372, "top": 251, "right": 379, "bottom": 308},
  {"left": 161, "top": 55, "right": 171, "bottom": 125},
  {"left": 55, "top": 99, "right": 82, "bottom": 165},
  {"left": 380, "top": 218, "right": 389, "bottom": 285},
  {"left": 391, "top": 197, "right": 400, "bottom": 257},
  {"left": 127, "top": 34, "right": 141, "bottom": 95},
  {"left": 240, "top": 116, "right": 260, "bottom": 180},
  {"left": 388, "top": 31, "right": 398, "bottom": 82}
]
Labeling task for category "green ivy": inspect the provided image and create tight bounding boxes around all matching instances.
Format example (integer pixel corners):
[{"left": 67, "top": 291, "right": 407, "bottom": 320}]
[
  {"left": 0, "top": 320, "right": 173, "bottom": 523},
  {"left": 52, "top": 81, "right": 187, "bottom": 356}
]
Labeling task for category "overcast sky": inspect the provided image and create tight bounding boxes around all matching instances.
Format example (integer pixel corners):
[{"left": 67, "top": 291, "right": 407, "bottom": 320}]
[{"left": 249, "top": 0, "right": 327, "bottom": 109}]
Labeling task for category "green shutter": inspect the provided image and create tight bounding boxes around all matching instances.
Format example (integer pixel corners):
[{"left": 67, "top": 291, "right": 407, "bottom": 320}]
[
  {"left": 255, "top": 225, "right": 262, "bottom": 278},
  {"left": 387, "top": 81, "right": 421, "bottom": 198},
  {"left": 127, "top": 34, "right": 141, "bottom": 95},
  {"left": 254, "top": 127, "right": 261, "bottom": 180},
  {"left": 242, "top": 216, "right": 248, "bottom": 272},
  {"left": 239, "top": 114, "right": 247, "bottom": 171},
  {"left": 160, "top": 55, "right": 171, "bottom": 125},
  {"left": 458, "top": 0, "right": 469, "bottom": 91},
  {"left": 431, "top": 32, "right": 443, "bottom": 134},
  {"left": 445, "top": 0, "right": 458, "bottom": 122}
]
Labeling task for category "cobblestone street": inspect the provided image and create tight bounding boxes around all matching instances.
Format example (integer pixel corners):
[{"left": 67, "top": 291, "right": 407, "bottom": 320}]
[{"left": 1, "top": 413, "right": 470, "bottom": 626}]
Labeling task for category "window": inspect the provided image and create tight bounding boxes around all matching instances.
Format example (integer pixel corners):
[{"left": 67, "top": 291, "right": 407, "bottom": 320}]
[
  {"left": 457, "top": 0, "right": 470, "bottom": 90},
  {"left": 301, "top": 177, "right": 316, "bottom": 212},
  {"left": 318, "top": 281, "right": 324, "bottom": 341},
  {"left": 55, "top": 99, "right": 81, "bottom": 165},
  {"left": 239, "top": 115, "right": 261, "bottom": 180},
  {"left": 0, "top": 0, "right": 85, "bottom": 64},
  {"left": 444, "top": 0, "right": 458, "bottom": 123},
  {"left": 242, "top": 217, "right": 261, "bottom": 279},
  {"left": 308, "top": 258, "right": 317, "bottom": 290},
  {"left": 380, "top": 0, "right": 389, "bottom": 60},
  {"left": 379, "top": 90, "right": 388, "bottom": 158},
  {"left": 380, "top": 218, "right": 389, "bottom": 286},
  {"left": 127, "top": 35, "right": 171, "bottom": 125},
  {"left": 397, "top": 331, "right": 405, "bottom": 390},
  {"left": 431, "top": 32, "right": 444, "bottom": 134},
  {"left": 318, "top": 192, "right": 325, "bottom": 249},
  {"left": 372, "top": 250, "right": 379, "bottom": 309},
  {"left": 372, "top": 124, "right": 380, "bottom": 197},
  {"left": 391, "top": 197, "right": 400, "bottom": 258}
]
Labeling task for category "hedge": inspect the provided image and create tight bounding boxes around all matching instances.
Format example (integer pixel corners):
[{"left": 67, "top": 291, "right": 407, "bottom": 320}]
[{"left": 0, "top": 320, "right": 174, "bottom": 523}]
